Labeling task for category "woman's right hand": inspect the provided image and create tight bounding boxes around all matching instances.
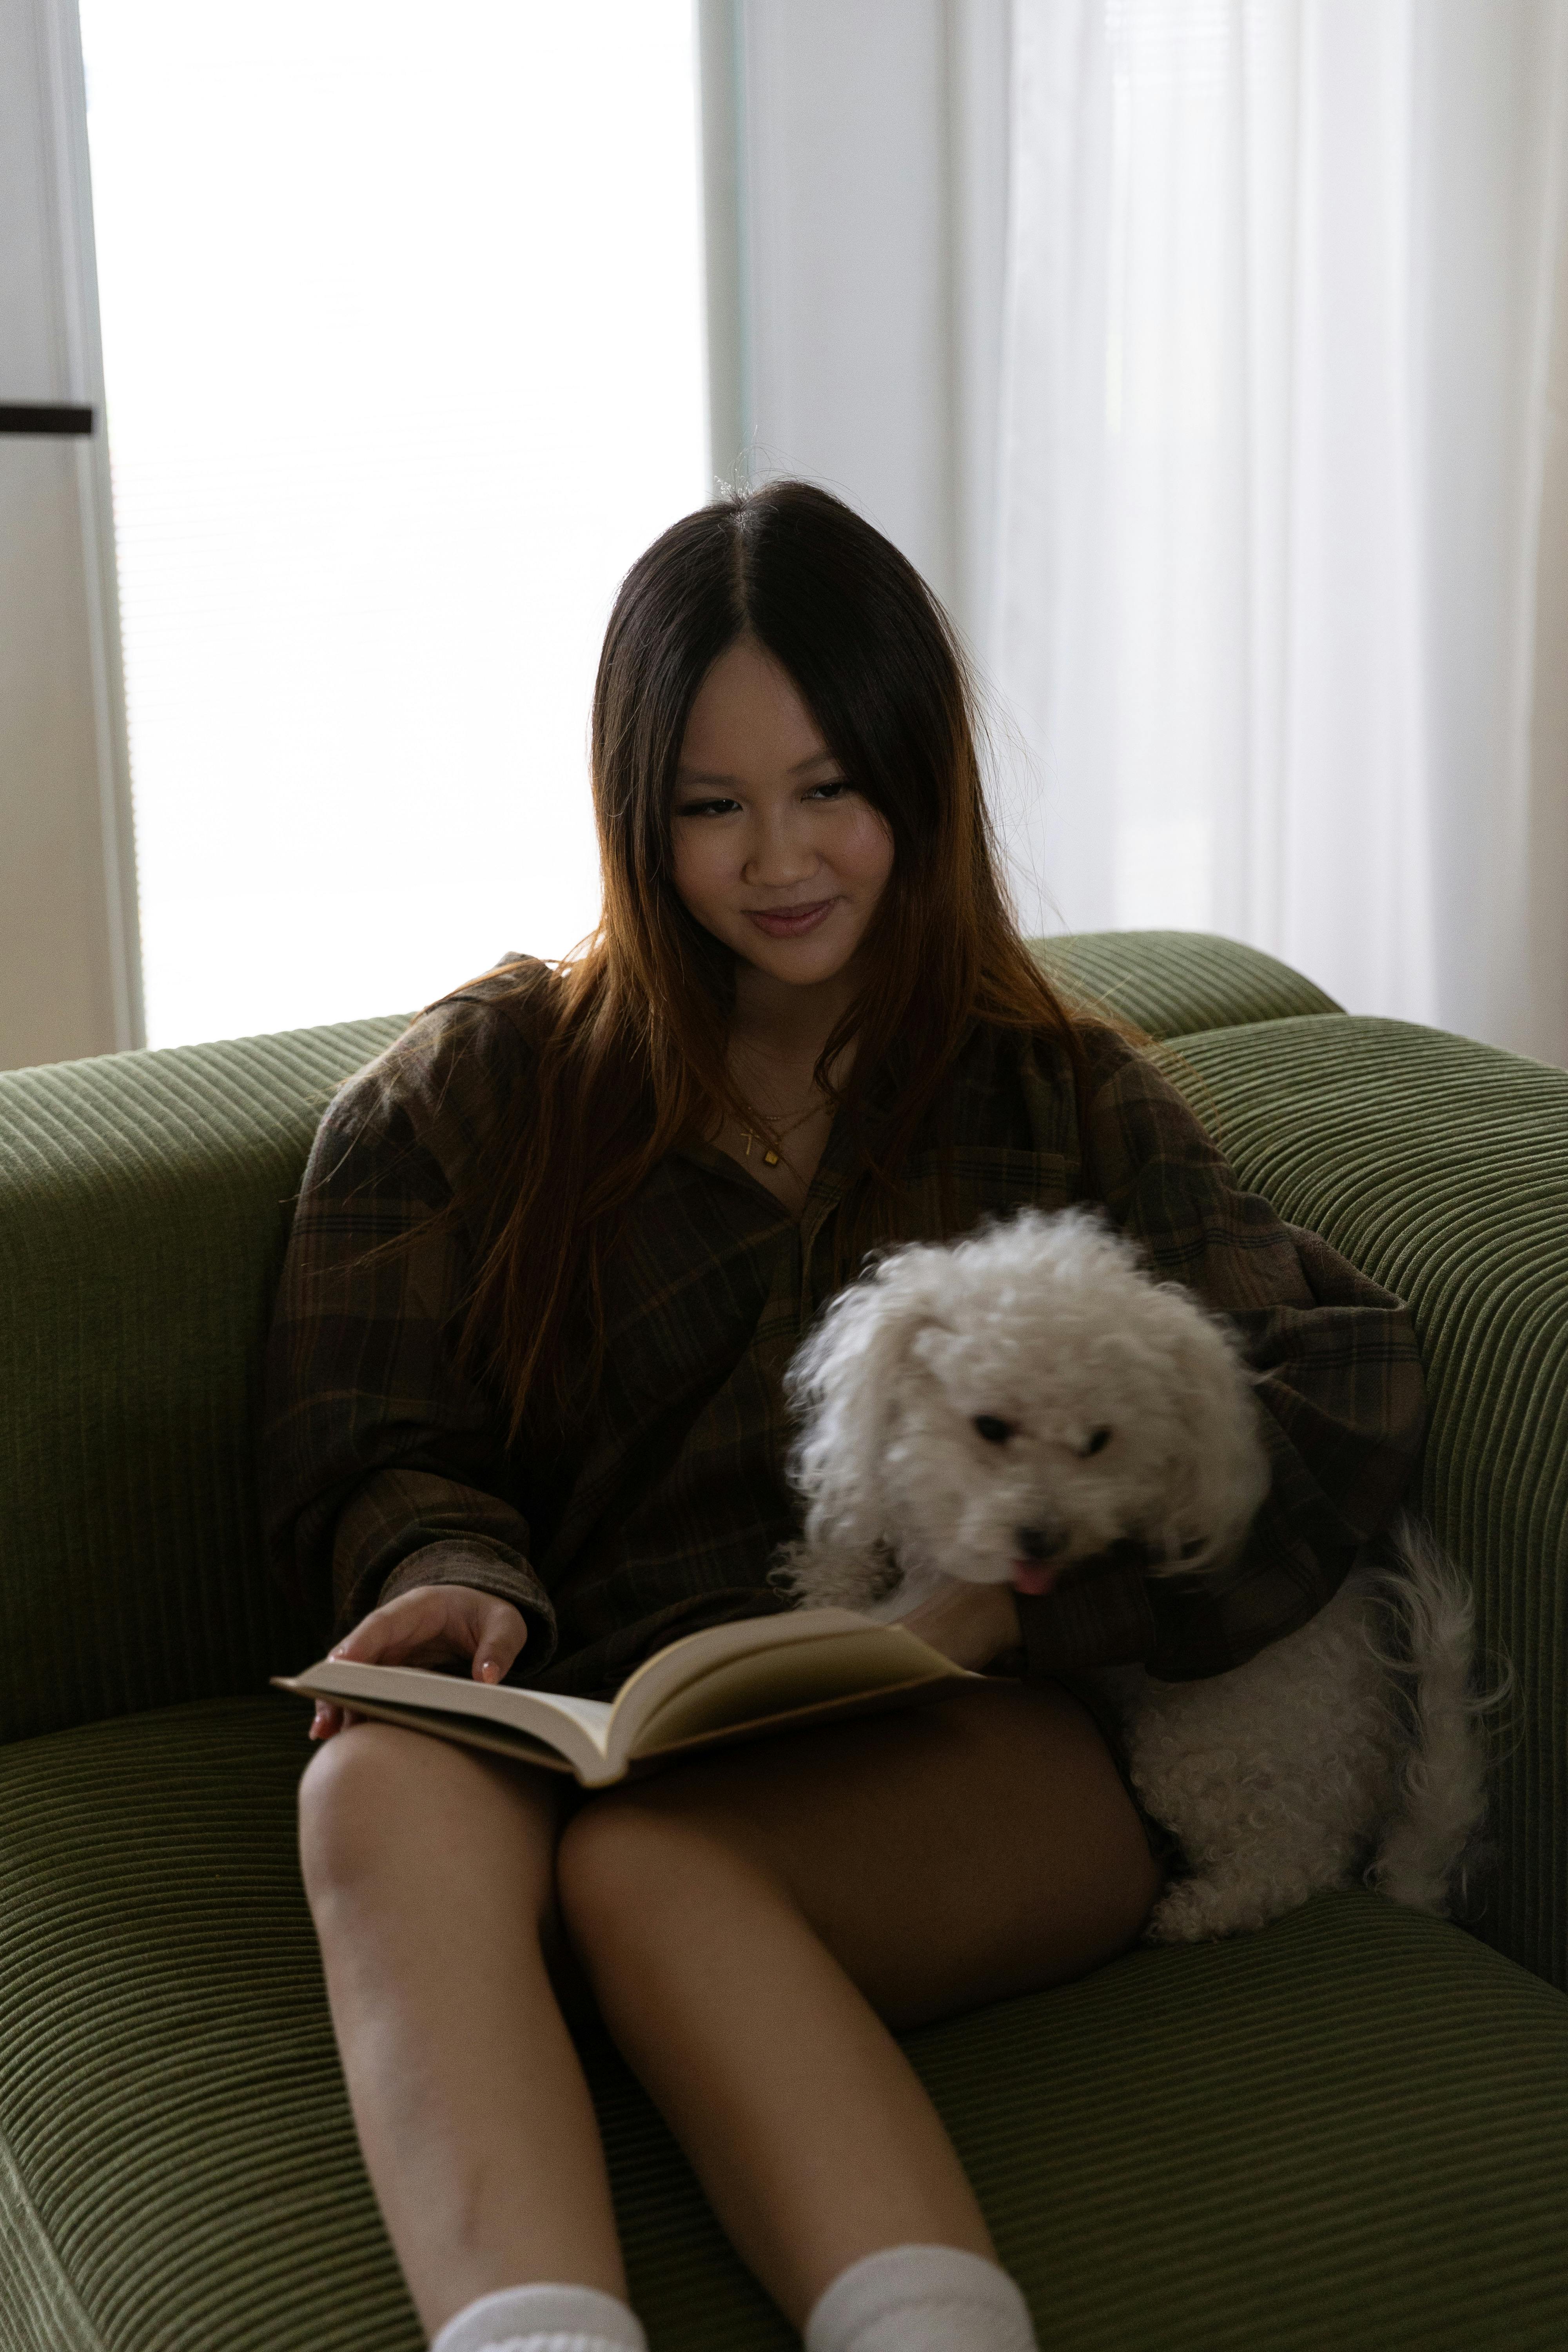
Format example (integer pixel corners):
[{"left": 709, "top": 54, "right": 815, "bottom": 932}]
[{"left": 308, "top": 1583, "right": 529, "bottom": 1743}]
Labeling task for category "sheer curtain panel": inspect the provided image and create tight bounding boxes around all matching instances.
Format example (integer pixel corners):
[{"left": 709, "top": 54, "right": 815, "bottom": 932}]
[{"left": 993, "top": 0, "right": 1568, "bottom": 1063}]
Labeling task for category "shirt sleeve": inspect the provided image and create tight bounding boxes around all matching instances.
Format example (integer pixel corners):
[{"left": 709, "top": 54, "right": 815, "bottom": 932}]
[
  {"left": 1014, "top": 1031, "right": 1426, "bottom": 1684},
  {"left": 260, "top": 996, "right": 559, "bottom": 1662}
]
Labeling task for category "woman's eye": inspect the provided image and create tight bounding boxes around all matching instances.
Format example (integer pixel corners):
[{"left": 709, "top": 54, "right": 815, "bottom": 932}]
[
  {"left": 676, "top": 797, "right": 740, "bottom": 819},
  {"left": 806, "top": 779, "right": 849, "bottom": 801},
  {"left": 973, "top": 1415, "right": 1014, "bottom": 1446},
  {"left": 1080, "top": 1427, "right": 1112, "bottom": 1457}
]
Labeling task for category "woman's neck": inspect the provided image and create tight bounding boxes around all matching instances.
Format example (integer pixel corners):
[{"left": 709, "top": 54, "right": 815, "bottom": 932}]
[
  {"left": 727, "top": 959, "right": 861, "bottom": 1081},
  {"left": 714, "top": 962, "right": 858, "bottom": 1213}
]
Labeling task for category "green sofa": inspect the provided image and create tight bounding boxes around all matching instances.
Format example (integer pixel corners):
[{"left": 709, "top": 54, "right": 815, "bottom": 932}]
[{"left": 1, "top": 931, "right": 1564, "bottom": 2352}]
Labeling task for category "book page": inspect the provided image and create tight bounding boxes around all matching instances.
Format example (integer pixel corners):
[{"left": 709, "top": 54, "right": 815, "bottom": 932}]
[
  {"left": 277, "top": 1660, "right": 615, "bottom": 1782},
  {"left": 625, "top": 1624, "right": 968, "bottom": 1761},
  {"left": 289, "top": 1693, "right": 583, "bottom": 1777},
  {"left": 606, "top": 1607, "right": 928, "bottom": 1759}
]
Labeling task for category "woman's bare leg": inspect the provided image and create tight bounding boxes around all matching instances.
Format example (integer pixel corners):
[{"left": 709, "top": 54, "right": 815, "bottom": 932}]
[
  {"left": 557, "top": 1679, "right": 1162, "bottom": 2332},
  {"left": 298, "top": 1722, "right": 623, "bottom": 2339}
]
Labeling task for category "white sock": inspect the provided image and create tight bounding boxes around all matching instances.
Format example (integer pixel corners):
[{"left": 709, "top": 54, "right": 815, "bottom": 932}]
[
  {"left": 429, "top": 2281, "right": 648, "bottom": 2352},
  {"left": 804, "top": 2244, "right": 1038, "bottom": 2352}
]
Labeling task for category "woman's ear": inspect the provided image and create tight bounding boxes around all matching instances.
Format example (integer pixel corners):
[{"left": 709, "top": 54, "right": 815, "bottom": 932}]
[
  {"left": 1150, "top": 1305, "right": 1272, "bottom": 1575},
  {"left": 784, "top": 1247, "right": 948, "bottom": 1564}
]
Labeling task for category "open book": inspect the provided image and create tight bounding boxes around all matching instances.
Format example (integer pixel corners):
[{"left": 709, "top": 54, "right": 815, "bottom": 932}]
[{"left": 274, "top": 1607, "right": 973, "bottom": 1787}]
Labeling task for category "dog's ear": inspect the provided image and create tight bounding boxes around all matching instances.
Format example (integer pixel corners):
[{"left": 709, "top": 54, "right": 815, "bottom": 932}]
[
  {"left": 1149, "top": 1301, "right": 1272, "bottom": 1575},
  {"left": 785, "top": 1249, "right": 949, "bottom": 1561}
]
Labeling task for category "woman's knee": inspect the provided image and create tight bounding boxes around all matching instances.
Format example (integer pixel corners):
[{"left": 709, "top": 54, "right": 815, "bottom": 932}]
[
  {"left": 298, "top": 1722, "right": 561, "bottom": 1916},
  {"left": 298, "top": 1721, "right": 433, "bottom": 1906}
]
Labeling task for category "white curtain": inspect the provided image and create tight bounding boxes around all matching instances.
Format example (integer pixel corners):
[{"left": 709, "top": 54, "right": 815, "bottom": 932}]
[{"left": 991, "top": 0, "right": 1568, "bottom": 1062}]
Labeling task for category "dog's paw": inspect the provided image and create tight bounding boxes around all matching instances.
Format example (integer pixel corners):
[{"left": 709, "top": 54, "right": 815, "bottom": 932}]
[
  {"left": 766, "top": 1538, "right": 900, "bottom": 1615},
  {"left": 1143, "top": 1871, "right": 1308, "bottom": 1943}
]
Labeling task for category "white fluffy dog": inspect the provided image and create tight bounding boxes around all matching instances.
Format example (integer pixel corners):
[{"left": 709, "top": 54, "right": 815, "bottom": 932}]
[{"left": 775, "top": 1208, "right": 1501, "bottom": 1943}]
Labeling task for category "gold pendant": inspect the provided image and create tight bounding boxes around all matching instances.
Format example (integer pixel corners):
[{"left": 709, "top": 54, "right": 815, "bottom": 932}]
[{"left": 763, "top": 1148, "right": 781, "bottom": 1167}]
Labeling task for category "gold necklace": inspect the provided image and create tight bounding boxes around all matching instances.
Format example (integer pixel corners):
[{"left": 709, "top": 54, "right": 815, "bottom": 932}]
[{"left": 738, "top": 1094, "right": 826, "bottom": 1169}]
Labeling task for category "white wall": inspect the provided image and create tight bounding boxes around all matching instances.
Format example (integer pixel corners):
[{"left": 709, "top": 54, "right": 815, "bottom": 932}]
[{"left": 707, "top": 0, "right": 1012, "bottom": 658}]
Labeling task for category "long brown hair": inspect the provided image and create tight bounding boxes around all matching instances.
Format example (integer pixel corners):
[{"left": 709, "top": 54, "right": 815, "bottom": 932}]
[{"left": 463, "top": 480, "right": 1089, "bottom": 1433}]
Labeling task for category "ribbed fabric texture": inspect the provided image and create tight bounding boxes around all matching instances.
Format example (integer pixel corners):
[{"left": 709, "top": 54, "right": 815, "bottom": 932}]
[
  {"left": 1163, "top": 1015, "right": 1568, "bottom": 1994},
  {"left": 0, "top": 1696, "right": 1564, "bottom": 2352},
  {"left": 0, "top": 1014, "right": 405, "bottom": 1742},
  {"left": 1032, "top": 929, "right": 1342, "bottom": 1036}
]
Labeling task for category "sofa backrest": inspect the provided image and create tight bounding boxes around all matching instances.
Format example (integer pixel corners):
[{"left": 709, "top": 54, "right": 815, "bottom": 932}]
[{"left": 1037, "top": 927, "right": 1342, "bottom": 1034}]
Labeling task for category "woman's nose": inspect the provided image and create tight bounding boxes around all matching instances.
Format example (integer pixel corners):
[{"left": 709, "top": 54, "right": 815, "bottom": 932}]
[{"left": 744, "top": 816, "right": 817, "bottom": 886}]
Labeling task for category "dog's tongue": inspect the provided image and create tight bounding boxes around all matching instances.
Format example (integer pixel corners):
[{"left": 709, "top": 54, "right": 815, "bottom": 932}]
[{"left": 1011, "top": 1561, "right": 1060, "bottom": 1596}]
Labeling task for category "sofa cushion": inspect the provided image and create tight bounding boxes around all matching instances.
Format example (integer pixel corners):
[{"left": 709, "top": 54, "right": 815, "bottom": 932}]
[
  {"left": 1, "top": 1696, "right": 1564, "bottom": 2352},
  {"left": 1160, "top": 1014, "right": 1568, "bottom": 1995}
]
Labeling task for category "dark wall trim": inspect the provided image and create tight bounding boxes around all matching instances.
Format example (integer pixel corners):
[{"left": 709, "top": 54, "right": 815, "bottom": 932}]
[{"left": 0, "top": 403, "right": 95, "bottom": 435}]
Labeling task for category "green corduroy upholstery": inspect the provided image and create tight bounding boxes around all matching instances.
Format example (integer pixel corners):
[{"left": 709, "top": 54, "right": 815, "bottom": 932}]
[
  {"left": 0, "top": 1016, "right": 404, "bottom": 1744},
  {"left": 1, "top": 1696, "right": 1565, "bottom": 2352},
  {"left": 1036, "top": 927, "right": 1343, "bottom": 1033},
  {"left": 2, "top": 931, "right": 1566, "bottom": 2352},
  {"left": 1160, "top": 1016, "right": 1568, "bottom": 1994}
]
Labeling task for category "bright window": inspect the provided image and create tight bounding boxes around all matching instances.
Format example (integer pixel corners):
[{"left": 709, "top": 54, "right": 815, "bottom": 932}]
[{"left": 79, "top": 0, "right": 707, "bottom": 1046}]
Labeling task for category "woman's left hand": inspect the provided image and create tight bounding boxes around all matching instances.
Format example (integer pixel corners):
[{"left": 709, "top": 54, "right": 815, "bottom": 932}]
[{"left": 894, "top": 1578, "right": 1023, "bottom": 1672}]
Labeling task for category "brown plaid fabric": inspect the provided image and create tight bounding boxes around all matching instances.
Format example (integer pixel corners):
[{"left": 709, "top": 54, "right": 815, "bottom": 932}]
[{"left": 262, "top": 964, "right": 1426, "bottom": 1698}]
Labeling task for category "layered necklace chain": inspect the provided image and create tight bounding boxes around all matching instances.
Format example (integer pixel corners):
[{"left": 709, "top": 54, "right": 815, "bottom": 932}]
[{"left": 737, "top": 1090, "right": 828, "bottom": 1169}]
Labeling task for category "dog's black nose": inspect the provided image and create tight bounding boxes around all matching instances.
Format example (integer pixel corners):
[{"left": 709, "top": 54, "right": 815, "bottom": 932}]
[{"left": 1014, "top": 1524, "right": 1065, "bottom": 1562}]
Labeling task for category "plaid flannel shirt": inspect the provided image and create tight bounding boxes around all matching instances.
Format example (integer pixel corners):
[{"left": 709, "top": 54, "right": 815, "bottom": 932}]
[{"left": 261, "top": 963, "right": 1426, "bottom": 1699}]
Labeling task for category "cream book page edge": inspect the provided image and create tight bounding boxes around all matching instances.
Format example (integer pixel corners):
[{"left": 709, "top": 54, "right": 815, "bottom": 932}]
[
  {"left": 273, "top": 1661, "right": 615, "bottom": 1782},
  {"left": 624, "top": 1625, "right": 972, "bottom": 1762},
  {"left": 271, "top": 1691, "right": 591, "bottom": 1779},
  {"left": 603, "top": 1607, "right": 963, "bottom": 1761}
]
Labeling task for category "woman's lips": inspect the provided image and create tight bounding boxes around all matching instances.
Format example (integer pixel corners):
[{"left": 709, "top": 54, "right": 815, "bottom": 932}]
[{"left": 744, "top": 898, "right": 836, "bottom": 938}]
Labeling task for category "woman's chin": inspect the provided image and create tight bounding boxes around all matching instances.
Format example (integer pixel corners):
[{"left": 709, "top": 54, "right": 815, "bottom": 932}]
[{"left": 734, "top": 925, "right": 866, "bottom": 991}]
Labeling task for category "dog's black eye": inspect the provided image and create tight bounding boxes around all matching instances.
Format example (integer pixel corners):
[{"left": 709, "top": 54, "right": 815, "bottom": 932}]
[
  {"left": 1080, "top": 1427, "right": 1112, "bottom": 1457},
  {"left": 973, "top": 1415, "right": 1015, "bottom": 1446}
]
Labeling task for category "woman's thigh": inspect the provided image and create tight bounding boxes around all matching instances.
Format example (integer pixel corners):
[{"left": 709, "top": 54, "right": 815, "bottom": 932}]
[{"left": 582, "top": 1680, "right": 1165, "bottom": 2030}]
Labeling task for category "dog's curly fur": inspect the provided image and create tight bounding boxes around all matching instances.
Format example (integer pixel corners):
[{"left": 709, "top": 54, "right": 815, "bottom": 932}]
[{"left": 773, "top": 1207, "right": 1507, "bottom": 1942}]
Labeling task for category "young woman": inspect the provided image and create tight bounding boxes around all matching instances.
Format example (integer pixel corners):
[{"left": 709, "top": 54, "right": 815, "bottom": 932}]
[{"left": 264, "top": 482, "right": 1425, "bottom": 2352}]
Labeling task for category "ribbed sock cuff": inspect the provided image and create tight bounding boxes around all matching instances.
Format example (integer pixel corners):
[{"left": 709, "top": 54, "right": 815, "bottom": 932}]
[
  {"left": 429, "top": 2281, "right": 648, "bottom": 2352},
  {"left": 804, "top": 2243, "right": 1038, "bottom": 2352}
]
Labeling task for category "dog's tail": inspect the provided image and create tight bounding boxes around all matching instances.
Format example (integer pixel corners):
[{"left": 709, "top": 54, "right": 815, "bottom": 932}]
[{"left": 1361, "top": 1515, "right": 1514, "bottom": 1919}]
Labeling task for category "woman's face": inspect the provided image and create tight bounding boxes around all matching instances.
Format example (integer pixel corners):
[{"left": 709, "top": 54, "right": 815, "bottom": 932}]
[{"left": 670, "top": 638, "right": 895, "bottom": 994}]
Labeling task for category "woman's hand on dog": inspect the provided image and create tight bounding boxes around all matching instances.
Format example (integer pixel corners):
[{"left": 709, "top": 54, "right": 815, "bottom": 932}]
[
  {"left": 893, "top": 1579, "right": 1024, "bottom": 1672},
  {"left": 307, "top": 1584, "right": 529, "bottom": 1742}
]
